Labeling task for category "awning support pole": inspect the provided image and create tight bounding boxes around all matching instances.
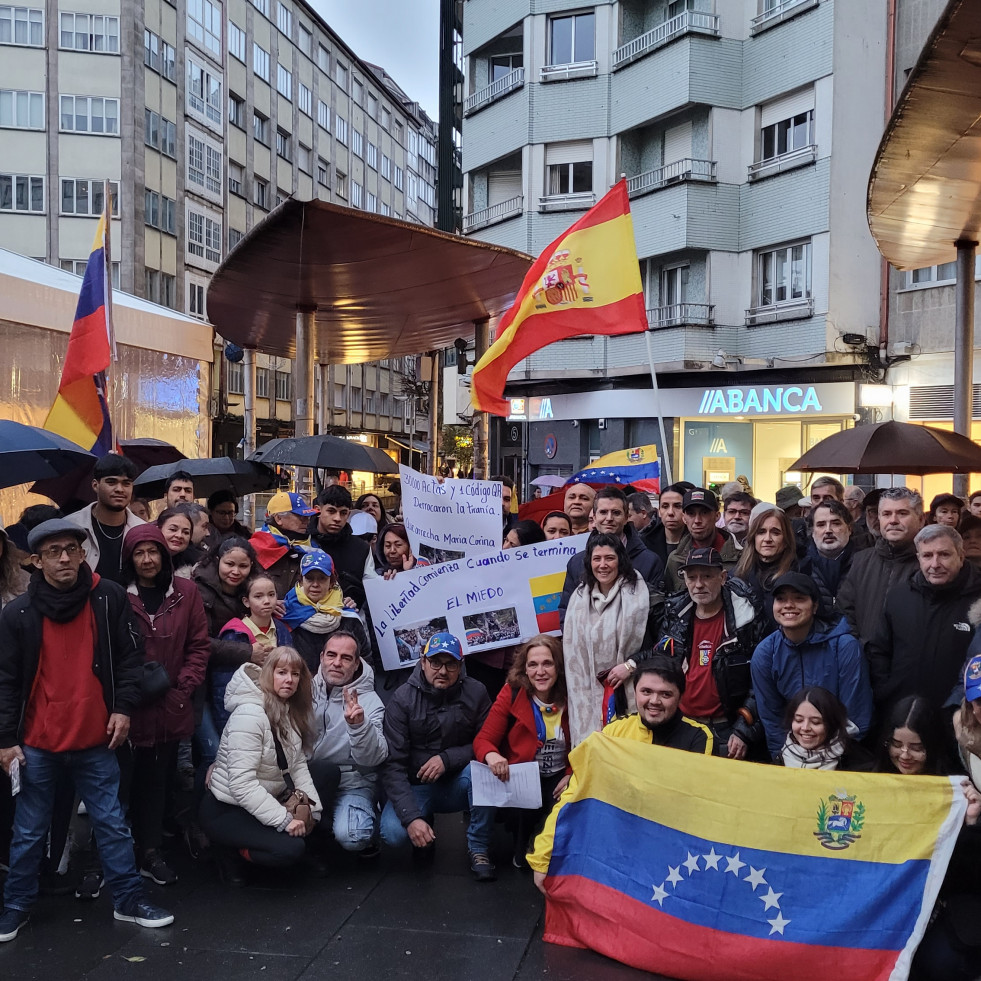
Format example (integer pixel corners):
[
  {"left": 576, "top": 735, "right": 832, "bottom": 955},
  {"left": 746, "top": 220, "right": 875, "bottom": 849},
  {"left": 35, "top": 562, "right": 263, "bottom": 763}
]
[
  {"left": 954, "top": 239, "right": 977, "bottom": 501},
  {"left": 644, "top": 328, "right": 673, "bottom": 488},
  {"left": 473, "top": 318, "right": 490, "bottom": 480},
  {"left": 242, "top": 346, "right": 257, "bottom": 528},
  {"left": 295, "top": 305, "right": 316, "bottom": 498},
  {"left": 428, "top": 351, "right": 441, "bottom": 476}
]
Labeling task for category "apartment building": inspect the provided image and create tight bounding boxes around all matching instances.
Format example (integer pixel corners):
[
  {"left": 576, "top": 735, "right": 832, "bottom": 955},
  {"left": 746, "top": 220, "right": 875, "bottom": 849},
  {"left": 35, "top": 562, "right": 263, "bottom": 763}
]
[
  {"left": 459, "top": 0, "right": 891, "bottom": 500},
  {"left": 0, "top": 0, "right": 436, "bottom": 468}
]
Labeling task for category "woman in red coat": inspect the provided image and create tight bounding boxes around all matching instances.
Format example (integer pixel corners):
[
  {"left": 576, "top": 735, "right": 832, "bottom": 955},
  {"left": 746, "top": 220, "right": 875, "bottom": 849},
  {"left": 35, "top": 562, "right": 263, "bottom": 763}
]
[
  {"left": 473, "top": 633, "right": 571, "bottom": 869},
  {"left": 123, "top": 525, "right": 211, "bottom": 887}
]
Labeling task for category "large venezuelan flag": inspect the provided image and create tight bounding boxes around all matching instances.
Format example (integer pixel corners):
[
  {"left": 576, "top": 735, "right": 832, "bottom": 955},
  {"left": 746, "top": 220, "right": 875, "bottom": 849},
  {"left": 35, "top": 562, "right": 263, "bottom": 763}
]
[
  {"left": 568, "top": 445, "right": 660, "bottom": 494},
  {"left": 44, "top": 214, "right": 114, "bottom": 454},
  {"left": 529, "top": 734, "right": 965, "bottom": 981},
  {"left": 470, "top": 181, "right": 647, "bottom": 417}
]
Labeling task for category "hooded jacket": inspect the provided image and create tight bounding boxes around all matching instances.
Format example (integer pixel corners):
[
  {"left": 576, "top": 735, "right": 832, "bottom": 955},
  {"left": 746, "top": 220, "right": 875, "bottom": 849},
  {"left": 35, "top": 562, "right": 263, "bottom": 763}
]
[
  {"left": 309, "top": 658, "right": 388, "bottom": 794},
  {"left": 867, "top": 563, "right": 981, "bottom": 711},
  {"left": 208, "top": 661, "right": 321, "bottom": 829},
  {"left": 123, "top": 525, "right": 211, "bottom": 746},
  {"left": 750, "top": 617, "right": 873, "bottom": 758},
  {"left": 381, "top": 662, "right": 491, "bottom": 828},
  {"left": 308, "top": 518, "right": 377, "bottom": 607}
]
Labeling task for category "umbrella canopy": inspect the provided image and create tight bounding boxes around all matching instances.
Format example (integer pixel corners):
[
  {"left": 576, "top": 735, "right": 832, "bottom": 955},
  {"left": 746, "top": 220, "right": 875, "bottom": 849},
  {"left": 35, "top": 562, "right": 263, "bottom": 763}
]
[
  {"left": 134, "top": 457, "right": 278, "bottom": 500},
  {"left": 249, "top": 435, "right": 397, "bottom": 474},
  {"left": 789, "top": 421, "right": 981, "bottom": 475},
  {"left": 0, "top": 420, "right": 95, "bottom": 490},
  {"left": 530, "top": 475, "right": 568, "bottom": 489},
  {"left": 31, "top": 438, "right": 187, "bottom": 507}
]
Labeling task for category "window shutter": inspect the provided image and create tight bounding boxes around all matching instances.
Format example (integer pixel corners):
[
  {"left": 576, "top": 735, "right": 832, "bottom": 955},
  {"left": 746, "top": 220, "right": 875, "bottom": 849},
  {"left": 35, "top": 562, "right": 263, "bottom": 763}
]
[{"left": 760, "top": 87, "right": 815, "bottom": 128}]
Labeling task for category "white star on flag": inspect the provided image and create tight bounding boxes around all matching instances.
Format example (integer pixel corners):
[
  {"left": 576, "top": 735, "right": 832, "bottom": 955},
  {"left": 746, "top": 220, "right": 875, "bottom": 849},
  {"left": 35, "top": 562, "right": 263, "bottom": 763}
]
[
  {"left": 651, "top": 883, "right": 668, "bottom": 906},
  {"left": 768, "top": 912, "right": 791, "bottom": 935},
  {"left": 683, "top": 852, "right": 701, "bottom": 875},
  {"left": 724, "top": 852, "right": 745, "bottom": 875},
  {"left": 666, "top": 865, "right": 683, "bottom": 887},
  {"left": 760, "top": 887, "right": 783, "bottom": 911},
  {"left": 743, "top": 867, "right": 767, "bottom": 891},
  {"left": 702, "top": 848, "right": 721, "bottom": 870}
]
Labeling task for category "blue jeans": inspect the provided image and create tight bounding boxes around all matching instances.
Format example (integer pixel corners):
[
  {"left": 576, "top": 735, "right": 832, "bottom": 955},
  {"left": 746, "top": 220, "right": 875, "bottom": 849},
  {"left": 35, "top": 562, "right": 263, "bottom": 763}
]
[
  {"left": 4, "top": 745, "right": 143, "bottom": 913},
  {"left": 333, "top": 791, "right": 377, "bottom": 852},
  {"left": 380, "top": 767, "right": 493, "bottom": 854}
]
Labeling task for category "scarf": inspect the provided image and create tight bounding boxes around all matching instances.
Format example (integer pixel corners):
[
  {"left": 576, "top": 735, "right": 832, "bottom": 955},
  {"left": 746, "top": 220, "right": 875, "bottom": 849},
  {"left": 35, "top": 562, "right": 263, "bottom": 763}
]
[
  {"left": 29, "top": 563, "right": 96, "bottom": 623},
  {"left": 780, "top": 721, "right": 858, "bottom": 769},
  {"left": 281, "top": 583, "right": 344, "bottom": 629},
  {"left": 261, "top": 523, "right": 312, "bottom": 552},
  {"left": 563, "top": 572, "right": 649, "bottom": 747}
]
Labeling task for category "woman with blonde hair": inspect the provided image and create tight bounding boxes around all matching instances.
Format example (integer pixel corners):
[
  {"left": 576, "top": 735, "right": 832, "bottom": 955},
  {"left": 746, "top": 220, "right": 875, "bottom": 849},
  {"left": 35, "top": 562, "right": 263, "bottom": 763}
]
[{"left": 199, "top": 646, "right": 321, "bottom": 883}]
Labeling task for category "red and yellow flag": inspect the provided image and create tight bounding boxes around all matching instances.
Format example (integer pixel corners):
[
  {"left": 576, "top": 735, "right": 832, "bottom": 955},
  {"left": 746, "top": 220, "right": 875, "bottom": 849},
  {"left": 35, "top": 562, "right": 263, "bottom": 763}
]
[{"left": 471, "top": 180, "right": 646, "bottom": 417}]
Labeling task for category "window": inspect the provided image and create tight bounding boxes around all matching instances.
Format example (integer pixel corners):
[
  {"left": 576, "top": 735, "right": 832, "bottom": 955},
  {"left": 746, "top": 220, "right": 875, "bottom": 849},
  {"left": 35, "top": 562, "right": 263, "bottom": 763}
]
[
  {"left": 277, "top": 64, "right": 292, "bottom": 100},
  {"left": 351, "top": 181, "right": 362, "bottom": 208},
  {"left": 350, "top": 387, "right": 362, "bottom": 412},
  {"left": 298, "top": 82, "right": 311, "bottom": 116},
  {"left": 143, "top": 190, "right": 176, "bottom": 233},
  {"left": 394, "top": 165, "right": 403, "bottom": 190},
  {"left": 1, "top": 6, "right": 44, "bottom": 46},
  {"left": 228, "top": 227, "right": 244, "bottom": 249},
  {"left": 335, "top": 170, "right": 347, "bottom": 198},
  {"left": 367, "top": 93, "right": 378, "bottom": 119},
  {"left": 187, "top": 57, "right": 222, "bottom": 126},
  {"left": 276, "top": 128, "right": 291, "bottom": 160},
  {"left": 187, "top": 208, "right": 221, "bottom": 263},
  {"left": 335, "top": 115, "right": 347, "bottom": 145},
  {"left": 393, "top": 120, "right": 403, "bottom": 143},
  {"left": 366, "top": 142, "right": 377, "bottom": 169},
  {"left": 144, "top": 109, "right": 177, "bottom": 157},
  {"left": 253, "top": 110, "right": 269, "bottom": 144},
  {"left": 144, "top": 269, "right": 176, "bottom": 307},
  {"left": 228, "top": 92, "right": 245, "bottom": 128},
  {"left": 62, "top": 179, "right": 120, "bottom": 216},
  {"left": 317, "top": 43, "right": 328, "bottom": 72},
  {"left": 491, "top": 53, "right": 523, "bottom": 82},
  {"left": 366, "top": 191, "right": 376, "bottom": 212},
  {"left": 381, "top": 154, "right": 391, "bottom": 180},
  {"left": 227, "top": 360, "right": 243, "bottom": 392},
  {"left": 63, "top": 258, "right": 120, "bottom": 286},
  {"left": 256, "top": 368, "right": 270, "bottom": 398},
  {"left": 381, "top": 107, "right": 391, "bottom": 130},
  {"left": 276, "top": 2, "right": 291, "bottom": 37},
  {"left": 144, "top": 28, "right": 159, "bottom": 70},
  {"left": 0, "top": 173, "right": 43, "bottom": 212},
  {"left": 757, "top": 241, "right": 811, "bottom": 307},
  {"left": 548, "top": 12, "right": 594, "bottom": 65},
  {"left": 228, "top": 160, "right": 244, "bottom": 195},
  {"left": 59, "top": 12, "right": 119, "bottom": 52},
  {"left": 353, "top": 78, "right": 363, "bottom": 104},
  {"left": 276, "top": 187, "right": 289, "bottom": 205},
  {"left": 0, "top": 89, "right": 43, "bottom": 128},
  {"left": 228, "top": 21, "right": 245, "bottom": 62},
  {"left": 352, "top": 129, "right": 363, "bottom": 157},
  {"left": 660, "top": 264, "right": 689, "bottom": 306},
  {"left": 298, "top": 144, "right": 311, "bottom": 172},
  {"left": 547, "top": 160, "right": 592, "bottom": 195},
  {"left": 381, "top": 202, "right": 391, "bottom": 216},
  {"left": 317, "top": 100, "right": 329, "bottom": 130},
  {"left": 254, "top": 177, "right": 268, "bottom": 208},
  {"left": 317, "top": 158, "right": 328, "bottom": 185},
  {"left": 188, "top": 131, "right": 222, "bottom": 194},
  {"left": 906, "top": 262, "right": 958, "bottom": 288},
  {"left": 253, "top": 43, "right": 269, "bottom": 81},
  {"left": 161, "top": 41, "right": 176, "bottom": 80},
  {"left": 761, "top": 109, "right": 813, "bottom": 161},
  {"left": 251, "top": 0, "right": 267, "bottom": 16},
  {"left": 298, "top": 23, "right": 311, "bottom": 56},
  {"left": 59, "top": 95, "right": 119, "bottom": 134},
  {"left": 187, "top": 0, "right": 221, "bottom": 59},
  {"left": 335, "top": 61, "right": 347, "bottom": 90},
  {"left": 188, "top": 281, "right": 206, "bottom": 318},
  {"left": 275, "top": 371, "right": 290, "bottom": 401}
]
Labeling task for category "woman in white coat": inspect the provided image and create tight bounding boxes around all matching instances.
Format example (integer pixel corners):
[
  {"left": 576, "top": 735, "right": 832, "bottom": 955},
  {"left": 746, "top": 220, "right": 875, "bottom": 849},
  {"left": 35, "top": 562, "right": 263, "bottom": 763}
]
[{"left": 200, "top": 646, "right": 321, "bottom": 882}]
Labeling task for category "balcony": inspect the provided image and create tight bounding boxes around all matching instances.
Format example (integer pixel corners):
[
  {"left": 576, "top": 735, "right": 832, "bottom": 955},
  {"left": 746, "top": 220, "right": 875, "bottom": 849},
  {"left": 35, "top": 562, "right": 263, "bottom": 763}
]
[
  {"left": 464, "top": 68, "right": 525, "bottom": 117},
  {"left": 538, "top": 191, "right": 596, "bottom": 213},
  {"left": 540, "top": 60, "right": 598, "bottom": 83},
  {"left": 751, "top": 0, "right": 819, "bottom": 35},
  {"left": 627, "top": 159, "right": 717, "bottom": 198},
  {"left": 745, "top": 295, "right": 814, "bottom": 326},
  {"left": 463, "top": 195, "right": 523, "bottom": 233},
  {"left": 613, "top": 11, "right": 720, "bottom": 69},
  {"left": 647, "top": 303, "right": 714, "bottom": 329},
  {"left": 747, "top": 144, "right": 817, "bottom": 181}
]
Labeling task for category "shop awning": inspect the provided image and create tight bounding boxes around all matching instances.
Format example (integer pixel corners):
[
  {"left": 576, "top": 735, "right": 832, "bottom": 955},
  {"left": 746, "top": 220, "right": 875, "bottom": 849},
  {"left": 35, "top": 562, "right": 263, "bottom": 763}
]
[
  {"left": 206, "top": 199, "right": 533, "bottom": 362},
  {"left": 387, "top": 436, "right": 431, "bottom": 453},
  {"left": 867, "top": 0, "right": 981, "bottom": 269}
]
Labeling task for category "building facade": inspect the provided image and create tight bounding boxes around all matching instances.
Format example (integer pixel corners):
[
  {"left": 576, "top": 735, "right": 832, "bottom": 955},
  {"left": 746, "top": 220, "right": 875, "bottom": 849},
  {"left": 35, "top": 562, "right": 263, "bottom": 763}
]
[
  {"left": 0, "top": 0, "right": 436, "bottom": 472},
  {"left": 459, "top": 0, "right": 892, "bottom": 499}
]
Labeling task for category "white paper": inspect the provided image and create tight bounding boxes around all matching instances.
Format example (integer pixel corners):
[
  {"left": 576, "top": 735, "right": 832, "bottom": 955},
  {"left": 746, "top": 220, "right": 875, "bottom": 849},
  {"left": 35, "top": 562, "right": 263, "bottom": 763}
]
[{"left": 470, "top": 760, "right": 543, "bottom": 809}]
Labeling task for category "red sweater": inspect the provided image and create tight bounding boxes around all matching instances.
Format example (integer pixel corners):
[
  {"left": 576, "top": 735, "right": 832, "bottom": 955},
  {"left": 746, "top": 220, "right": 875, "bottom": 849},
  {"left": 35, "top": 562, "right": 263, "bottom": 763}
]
[{"left": 473, "top": 683, "right": 572, "bottom": 774}]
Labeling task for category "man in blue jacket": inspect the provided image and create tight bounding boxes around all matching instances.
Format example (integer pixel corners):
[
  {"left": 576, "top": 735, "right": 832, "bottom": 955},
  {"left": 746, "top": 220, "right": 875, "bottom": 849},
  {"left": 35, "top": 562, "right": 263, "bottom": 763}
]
[{"left": 750, "top": 572, "right": 872, "bottom": 759}]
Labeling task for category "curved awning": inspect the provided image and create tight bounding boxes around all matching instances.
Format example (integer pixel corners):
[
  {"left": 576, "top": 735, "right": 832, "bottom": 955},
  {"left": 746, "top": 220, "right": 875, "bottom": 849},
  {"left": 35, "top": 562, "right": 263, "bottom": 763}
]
[
  {"left": 206, "top": 199, "right": 532, "bottom": 362},
  {"left": 867, "top": 0, "right": 981, "bottom": 269}
]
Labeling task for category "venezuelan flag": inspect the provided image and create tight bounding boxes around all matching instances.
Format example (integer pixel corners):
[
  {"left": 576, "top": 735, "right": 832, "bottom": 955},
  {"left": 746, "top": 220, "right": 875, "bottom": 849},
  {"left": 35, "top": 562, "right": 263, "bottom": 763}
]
[
  {"left": 529, "top": 570, "right": 565, "bottom": 632},
  {"left": 529, "top": 734, "right": 965, "bottom": 981},
  {"left": 568, "top": 445, "right": 660, "bottom": 494},
  {"left": 471, "top": 181, "right": 647, "bottom": 417},
  {"left": 44, "top": 214, "right": 114, "bottom": 454}
]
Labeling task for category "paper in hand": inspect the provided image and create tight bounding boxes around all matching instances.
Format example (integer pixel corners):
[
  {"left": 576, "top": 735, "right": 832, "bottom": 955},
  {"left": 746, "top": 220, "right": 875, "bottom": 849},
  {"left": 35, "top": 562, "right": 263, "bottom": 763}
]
[{"left": 470, "top": 761, "right": 543, "bottom": 809}]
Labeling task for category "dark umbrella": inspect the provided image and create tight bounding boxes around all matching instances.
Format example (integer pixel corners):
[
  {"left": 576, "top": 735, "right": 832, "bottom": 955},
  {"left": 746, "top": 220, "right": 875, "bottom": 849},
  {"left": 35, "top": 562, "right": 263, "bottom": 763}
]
[
  {"left": 248, "top": 435, "right": 398, "bottom": 474},
  {"left": 0, "top": 421, "right": 95, "bottom": 490},
  {"left": 789, "top": 421, "right": 981, "bottom": 474},
  {"left": 31, "top": 437, "right": 187, "bottom": 506},
  {"left": 134, "top": 457, "right": 278, "bottom": 500}
]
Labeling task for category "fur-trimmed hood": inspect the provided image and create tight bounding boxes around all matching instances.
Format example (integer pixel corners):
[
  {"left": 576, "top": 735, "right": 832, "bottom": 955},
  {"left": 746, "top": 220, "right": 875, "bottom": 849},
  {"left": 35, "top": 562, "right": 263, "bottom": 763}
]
[{"left": 969, "top": 597, "right": 981, "bottom": 628}]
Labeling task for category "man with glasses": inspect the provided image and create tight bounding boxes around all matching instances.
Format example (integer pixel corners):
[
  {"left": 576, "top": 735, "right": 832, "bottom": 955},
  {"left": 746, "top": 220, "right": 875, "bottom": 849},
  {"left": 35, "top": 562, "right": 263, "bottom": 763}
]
[
  {"left": 721, "top": 492, "right": 755, "bottom": 548},
  {"left": 380, "top": 633, "right": 495, "bottom": 881},
  {"left": 0, "top": 519, "right": 173, "bottom": 941}
]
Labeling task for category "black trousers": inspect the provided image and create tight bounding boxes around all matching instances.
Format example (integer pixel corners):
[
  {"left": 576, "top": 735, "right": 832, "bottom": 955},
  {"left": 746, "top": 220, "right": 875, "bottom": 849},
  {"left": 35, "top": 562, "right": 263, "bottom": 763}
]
[
  {"left": 130, "top": 742, "right": 179, "bottom": 854},
  {"left": 199, "top": 791, "right": 306, "bottom": 867}
]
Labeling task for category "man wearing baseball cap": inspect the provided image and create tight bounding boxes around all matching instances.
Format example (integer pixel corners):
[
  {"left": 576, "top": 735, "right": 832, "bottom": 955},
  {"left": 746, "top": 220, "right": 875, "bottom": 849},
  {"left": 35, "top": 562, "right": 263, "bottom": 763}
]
[
  {"left": 0, "top": 519, "right": 173, "bottom": 941},
  {"left": 247, "top": 491, "right": 319, "bottom": 598},
  {"left": 750, "top": 571, "right": 872, "bottom": 759},
  {"left": 664, "top": 488, "right": 740, "bottom": 593},
  {"left": 380, "top": 632, "right": 496, "bottom": 882}
]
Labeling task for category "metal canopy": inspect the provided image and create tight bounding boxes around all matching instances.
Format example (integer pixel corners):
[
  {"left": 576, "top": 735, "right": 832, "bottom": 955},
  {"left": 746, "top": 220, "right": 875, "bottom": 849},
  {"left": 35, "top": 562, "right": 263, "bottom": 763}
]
[
  {"left": 867, "top": 0, "right": 981, "bottom": 269},
  {"left": 206, "top": 199, "right": 532, "bottom": 362}
]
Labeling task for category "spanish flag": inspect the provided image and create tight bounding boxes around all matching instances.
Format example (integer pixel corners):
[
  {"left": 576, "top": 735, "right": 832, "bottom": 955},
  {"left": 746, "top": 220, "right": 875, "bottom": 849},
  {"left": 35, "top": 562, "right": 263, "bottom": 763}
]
[
  {"left": 530, "top": 733, "right": 965, "bottom": 981},
  {"left": 44, "top": 214, "right": 114, "bottom": 454},
  {"left": 470, "top": 181, "right": 646, "bottom": 417}
]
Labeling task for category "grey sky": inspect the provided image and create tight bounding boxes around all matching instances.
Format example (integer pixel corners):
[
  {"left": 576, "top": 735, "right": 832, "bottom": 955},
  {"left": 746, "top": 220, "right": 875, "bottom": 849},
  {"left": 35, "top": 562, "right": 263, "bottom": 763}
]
[{"left": 310, "top": 0, "right": 441, "bottom": 120}]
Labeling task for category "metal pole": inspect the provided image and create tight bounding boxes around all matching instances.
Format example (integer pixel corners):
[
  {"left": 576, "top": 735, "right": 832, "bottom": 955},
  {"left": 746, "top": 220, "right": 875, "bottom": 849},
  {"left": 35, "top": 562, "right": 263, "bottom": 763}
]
[
  {"left": 295, "top": 305, "right": 316, "bottom": 497},
  {"left": 644, "top": 328, "right": 673, "bottom": 487},
  {"left": 103, "top": 178, "right": 117, "bottom": 446},
  {"left": 428, "top": 351, "right": 441, "bottom": 476},
  {"left": 242, "top": 347, "right": 257, "bottom": 528},
  {"left": 954, "top": 239, "right": 977, "bottom": 501},
  {"left": 473, "top": 319, "right": 490, "bottom": 479}
]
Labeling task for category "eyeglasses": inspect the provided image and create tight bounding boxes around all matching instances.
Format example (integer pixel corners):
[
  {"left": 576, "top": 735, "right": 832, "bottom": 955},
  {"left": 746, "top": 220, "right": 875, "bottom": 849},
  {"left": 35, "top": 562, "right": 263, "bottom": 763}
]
[
  {"left": 425, "top": 657, "right": 461, "bottom": 673},
  {"left": 38, "top": 543, "right": 81, "bottom": 560},
  {"left": 725, "top": 508, "right": 752, "bottom": 518},
  {"left": 213, "top": 508, "right": 237, "bottom": 517}
]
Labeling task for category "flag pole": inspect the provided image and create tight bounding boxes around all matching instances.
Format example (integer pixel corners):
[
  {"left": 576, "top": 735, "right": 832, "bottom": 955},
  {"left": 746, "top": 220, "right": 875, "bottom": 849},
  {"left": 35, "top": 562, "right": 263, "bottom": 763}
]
[
  {"left": 644, "top": 327, "right": 673, "bottom": 487},
  {"left": 103, "top": 178, "right": 117, "bottom": 448}
]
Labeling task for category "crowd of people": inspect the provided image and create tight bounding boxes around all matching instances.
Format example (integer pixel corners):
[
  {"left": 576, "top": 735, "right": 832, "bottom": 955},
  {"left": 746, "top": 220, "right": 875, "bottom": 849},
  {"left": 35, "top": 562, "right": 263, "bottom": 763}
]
[{"left": 1, "top": 456, "right": 980, "bottom": 979}]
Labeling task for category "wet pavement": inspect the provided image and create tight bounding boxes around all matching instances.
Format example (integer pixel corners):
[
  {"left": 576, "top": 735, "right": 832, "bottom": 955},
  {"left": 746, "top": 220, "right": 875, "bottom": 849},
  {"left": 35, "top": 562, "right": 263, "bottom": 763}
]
[{"left": 0, "top": 817, "right": 669, "bottom": 981}]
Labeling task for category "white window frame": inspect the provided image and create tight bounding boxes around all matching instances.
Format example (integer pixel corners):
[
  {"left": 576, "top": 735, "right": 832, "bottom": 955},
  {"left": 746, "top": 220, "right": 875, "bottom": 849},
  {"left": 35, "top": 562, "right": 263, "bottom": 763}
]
[
  {"left": 276, "top": 127, "right": 292, "bottom": 161},
  {"left": 335, "top": 61, "right": 347, "bottom": 90},
  {"left": 0, "top": 173, "right": 44, "bottom": 212},
  {"left": 228, "top": 92, "right": 245, "bottom": 128},
  {"left": 62, "top": 258, "right": 120, "bottom": 286},
  {"left": 317, "top": 158, "right": 328, "bottom": 186},
  {"left": 187, "top": 276, "right": 208, "bottom": 319},
  {"left": 187, "top": 0, "right": 221, "bottom": 60},
  {"left": 753, "top": 240, "right": 812, "bottom": 314},
  {"left": 187, "top": 125, "right": 223, "bottom": 202},
  {"left": 228, "top": 160, "right": 244, "bottom": 196},
  {"left": 61, "top": 178, "right": 120, "bottom": 217},
  {"left": 904, "top": 261, "right": 960, "bottom": 289},
  {"left": 186, "top": 56, "right": 222, "bottom": 130},
  {"left": 366, "top": 142, "right": 377, "bottom": 169},
  {"left": 298, "top": 82, "right": 311, "bottom": 116},
  {"left": 394, "top": 165, "right": 403, "bottom": 190},
  {"left": 298, "top": 23, "right": 311, "bottom": 56},
  {"left": 59, "top": 95, "right": 119, "bottom": 134},
  {"left": 335, "top": 170, "right": 347, "bottom": 198},
  {"left": 254, "top": 176, "right": 268, "bottom": 208},
  {"left": 352, "top": 129, "right": 363, "bottom": 157},
  {"left": 317, "top": 99, "right": 330, "bottom": 130},
  {"left": 253, "top": 42, "right": 269, "bottom": 81},
  {"left": 298, "top": 143, "right": 311, "bottom": 173},
  {"left": 0, "top": 6, "right": 44, "bottom": 46},
  {"left": 253, "top": 110, "right": 269, "bottom": 144},
  {"left": 186, "top": 203, "right": 222, "bottom": 268},
  {"left": 0, "top": 89, "right": 44, "bottom": 129},
  {"left": 228, "top": 21, "right": 245, "bottom": 62},
  {"left": 276, "top": 2, "right": 292, "bottom": 37},
  {"left": 59, "top": 11, "right": 119, "bottom": 52},
  {"left": 143, "top": 189, "right": 176, "bottom": 234},
  {"left": 335, "top": 115, "right": 347, "bottom": 145},
  {"left": 277, "top": 64, "right": 292, "bottom": 100},
  {"left": 251, "top": 0, "right": 267, "bottom": 17},
  {"left": 381, "top": 154, "right": 391, "bottom": 180},
  {"left": 351, "top": 181, "right": 363, "bottom": 208}
]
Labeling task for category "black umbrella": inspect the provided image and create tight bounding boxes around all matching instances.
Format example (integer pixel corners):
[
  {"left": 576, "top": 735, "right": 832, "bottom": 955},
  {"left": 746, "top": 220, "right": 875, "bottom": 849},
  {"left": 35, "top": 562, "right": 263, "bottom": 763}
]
[
  {"left": 248, "top": 435, "right": 398, "bottom": 474},
  {"left": 133, "top": 457, "right": 278, "bottom": 500},
  {"left": 0, "top": 420, "right": 95, "bottom": 490}
]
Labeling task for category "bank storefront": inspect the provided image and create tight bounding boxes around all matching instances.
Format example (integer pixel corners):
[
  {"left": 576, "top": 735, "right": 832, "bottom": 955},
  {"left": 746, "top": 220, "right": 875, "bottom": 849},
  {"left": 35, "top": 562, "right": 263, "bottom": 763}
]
[{"left": 516, "top": 381, "right": 857, "bottom": 501}]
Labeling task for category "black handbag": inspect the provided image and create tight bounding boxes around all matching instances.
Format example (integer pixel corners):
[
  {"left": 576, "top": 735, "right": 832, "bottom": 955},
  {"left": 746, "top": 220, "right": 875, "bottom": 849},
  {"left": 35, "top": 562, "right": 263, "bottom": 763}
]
[{"left": 140, "top": 661, "right": 171, "bottom": 704}]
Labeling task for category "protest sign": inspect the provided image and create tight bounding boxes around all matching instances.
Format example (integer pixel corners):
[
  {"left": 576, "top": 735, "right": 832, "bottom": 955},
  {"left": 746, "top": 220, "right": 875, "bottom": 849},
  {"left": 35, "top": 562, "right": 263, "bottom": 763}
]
[
  {"left": 398, "top": 464, "right": 503, "bottom": 563},
  {"left": 364, "top": 534, "right": 587, "bottom": 671}
]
